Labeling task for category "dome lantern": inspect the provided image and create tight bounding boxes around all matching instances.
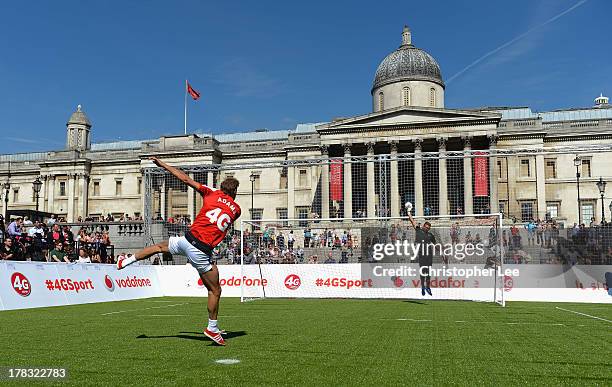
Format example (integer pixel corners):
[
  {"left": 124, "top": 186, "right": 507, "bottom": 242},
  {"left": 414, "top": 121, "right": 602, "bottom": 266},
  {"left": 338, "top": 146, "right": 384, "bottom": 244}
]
[{"left": 371, "top": 25, "right": 445, "bottom": 111}]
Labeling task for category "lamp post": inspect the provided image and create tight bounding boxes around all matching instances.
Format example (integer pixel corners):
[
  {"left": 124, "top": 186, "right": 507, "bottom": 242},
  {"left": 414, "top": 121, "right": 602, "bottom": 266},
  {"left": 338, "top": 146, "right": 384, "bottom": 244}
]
[
  {"left": 596, "top": 177, "right": 606, "bottom": 223},
  {"left": 609, "top": 201, "right": 612, "bottom": 221},
  {"left": 249, "top": 173, "right": 256, "bottom": 229},
  {"left": 3, "top": 162, "right": 10, "bottom": 220},
  {"left": 574, "top": 156, "right": 582, "bottom": 225},
  {"left": 32, "top": 177, "right": 43, "bottom": 212}
]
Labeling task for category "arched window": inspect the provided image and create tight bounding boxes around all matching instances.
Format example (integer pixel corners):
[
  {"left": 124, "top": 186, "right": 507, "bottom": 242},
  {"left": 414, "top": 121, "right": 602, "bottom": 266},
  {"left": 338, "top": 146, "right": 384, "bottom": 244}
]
[
  {"left": 429, "top": 88, "right": 436, "bottom": 107},
  {"left": 378, "top": 92, "right": 384, "bottom": 111},
  {"left": 402, "top": 87, "right": 411, "bottom": 106}
]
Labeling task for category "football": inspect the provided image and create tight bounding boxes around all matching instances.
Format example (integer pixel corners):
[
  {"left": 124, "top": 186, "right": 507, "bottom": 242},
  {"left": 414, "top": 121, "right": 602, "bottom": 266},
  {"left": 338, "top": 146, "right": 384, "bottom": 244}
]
[{"left": 404, "top": 201, "right": 413, "bottom": 213}]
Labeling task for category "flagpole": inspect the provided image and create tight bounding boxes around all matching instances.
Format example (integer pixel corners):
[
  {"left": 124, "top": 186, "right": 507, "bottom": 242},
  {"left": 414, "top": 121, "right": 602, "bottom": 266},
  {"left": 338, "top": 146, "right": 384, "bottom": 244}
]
[{"left": 184, "top": 79, "right": 187, "bottom": 135}]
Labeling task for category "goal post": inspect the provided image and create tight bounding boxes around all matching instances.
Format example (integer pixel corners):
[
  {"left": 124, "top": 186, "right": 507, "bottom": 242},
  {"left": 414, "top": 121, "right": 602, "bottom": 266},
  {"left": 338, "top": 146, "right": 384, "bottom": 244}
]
[{"left": 240, "top": 214, "right": 505, "bottom": 306}]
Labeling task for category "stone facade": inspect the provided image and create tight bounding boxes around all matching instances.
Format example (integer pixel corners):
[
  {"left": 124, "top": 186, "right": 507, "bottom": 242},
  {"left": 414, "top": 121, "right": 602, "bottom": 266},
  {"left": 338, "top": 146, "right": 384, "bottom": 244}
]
[{"left": 1, "top": 26, "right": 611, "bottom": 226}]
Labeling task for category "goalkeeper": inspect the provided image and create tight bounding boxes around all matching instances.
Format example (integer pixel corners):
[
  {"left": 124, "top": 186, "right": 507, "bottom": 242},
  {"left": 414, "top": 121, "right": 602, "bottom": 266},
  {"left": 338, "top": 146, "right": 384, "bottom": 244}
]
[{"left": 405, "top": 202, "right": 435, "bottom": 296}]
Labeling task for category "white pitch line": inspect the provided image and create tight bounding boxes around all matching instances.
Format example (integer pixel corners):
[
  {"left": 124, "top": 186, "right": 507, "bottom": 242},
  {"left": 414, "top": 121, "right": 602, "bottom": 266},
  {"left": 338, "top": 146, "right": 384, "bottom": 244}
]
[
  {"left": 555, "top": 307, "right": 612, "bottom": 324},
  {"left": 101, "top": 303, "right": 188, "bottom": 316}
]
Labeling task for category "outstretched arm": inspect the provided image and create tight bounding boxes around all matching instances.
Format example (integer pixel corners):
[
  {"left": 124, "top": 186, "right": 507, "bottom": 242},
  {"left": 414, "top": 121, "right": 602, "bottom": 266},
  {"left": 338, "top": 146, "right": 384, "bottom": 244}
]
[
  {"left": 407, "top": 211, "right": 417, "bottom": 230},
  {"left": 150, "top": 157, "right": 200, "bottom": 191}
]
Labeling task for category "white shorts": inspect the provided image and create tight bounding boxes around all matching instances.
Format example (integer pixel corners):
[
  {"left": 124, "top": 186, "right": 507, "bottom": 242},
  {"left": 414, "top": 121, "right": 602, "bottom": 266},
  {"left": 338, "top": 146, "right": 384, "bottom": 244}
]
[{"left": 168, "top": 236, "right": 213, "bottom": 274}]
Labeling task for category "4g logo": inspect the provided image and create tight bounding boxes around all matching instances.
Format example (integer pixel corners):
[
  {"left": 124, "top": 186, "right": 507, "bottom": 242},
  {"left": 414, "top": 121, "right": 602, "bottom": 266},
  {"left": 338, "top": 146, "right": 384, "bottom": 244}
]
[
  {"left": 11, "top": 272, "right": 31, "bottom": 297},
  {"left": 284, "top": 274, "right": 301, "bottom": 290}
]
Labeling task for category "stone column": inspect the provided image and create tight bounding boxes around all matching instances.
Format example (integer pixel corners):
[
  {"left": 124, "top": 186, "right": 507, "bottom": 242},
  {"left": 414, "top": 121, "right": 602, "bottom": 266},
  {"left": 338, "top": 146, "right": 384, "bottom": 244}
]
[
  {"left": 287, "top": 164, "right": 296, "bottom": 220},
  {"left": 67, "top": 174, "right": 76, "bottom": 222},
  {"left": 488, "top": 135, "right": 499, "bottom": 213},
  {"left": 80, "top": 174, "right": 89, "bottom": 219},
  {"left": 535, "top": 154, "right": 547, "bottom": 220},
  {"left": 438, "top": 138, "right": 448, "bottom": 216},
  {"left": 462, "top": 137, "right": 473, "bottom": 215},
  {"left": 366, "top": 142, "right": 376, "bottom": 218},
  {"left": 343, "top": 143, "right": 352, "bottom": 219},
  {"left": 160, "top": 177, "right": 167, "bottom": 220},
  {"left": 46, "top": 175, "right": 55, "bottom": 213},
  {"left": 320, "top": 145, "right": 330, "bottom": 219},
  {"left": 207, "top": 171, "right": 215, "bottom": 189},
  {"left": 187, "top": 172, "right": 195, "bottom": 223},
  {"left": 390, "top": 141, "right": 400, "bottom": 217},
  {"left": 414, "top": 139, "right": 424, "bottom": 217}
]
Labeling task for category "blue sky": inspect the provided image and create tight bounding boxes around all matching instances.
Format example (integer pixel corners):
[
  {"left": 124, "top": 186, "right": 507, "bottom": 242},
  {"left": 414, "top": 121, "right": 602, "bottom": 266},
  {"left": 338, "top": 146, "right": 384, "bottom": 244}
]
[{"left": 0, "top": 0, "right": 609, "bottom": 154}]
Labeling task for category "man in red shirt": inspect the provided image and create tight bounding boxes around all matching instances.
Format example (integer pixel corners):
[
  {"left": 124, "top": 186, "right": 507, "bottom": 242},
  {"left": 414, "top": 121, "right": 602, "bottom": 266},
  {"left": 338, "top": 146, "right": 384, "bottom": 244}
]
[{"left": 117, "top": 157, "right": 241, "bottom": 346}]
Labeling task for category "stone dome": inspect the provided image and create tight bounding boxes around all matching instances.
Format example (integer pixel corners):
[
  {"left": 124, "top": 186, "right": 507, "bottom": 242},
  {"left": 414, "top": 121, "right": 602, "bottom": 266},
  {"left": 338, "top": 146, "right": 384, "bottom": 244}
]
[
  {"left": 67, "top": 104, "right": 91, "bottom": 127},
  {"left": 372, "top": 26, "right": 444, "bottom": 93}
]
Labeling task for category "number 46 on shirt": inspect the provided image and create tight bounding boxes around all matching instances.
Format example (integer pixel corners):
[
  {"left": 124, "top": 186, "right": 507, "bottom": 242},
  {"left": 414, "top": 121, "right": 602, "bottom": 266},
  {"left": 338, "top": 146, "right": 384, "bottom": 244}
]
[{"left": 205, "top": 208, "right": 232, "bottom": 232}]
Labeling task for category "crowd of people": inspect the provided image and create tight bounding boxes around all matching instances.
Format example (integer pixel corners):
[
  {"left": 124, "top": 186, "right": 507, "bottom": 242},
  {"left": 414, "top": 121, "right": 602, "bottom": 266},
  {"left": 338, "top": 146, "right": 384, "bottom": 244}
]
[
  {"left": 0, "top": 216, "right": 114, "bottom": 263},
  {"left": 2, "top": 211, "right": 610, "bottom": 266},
  {"left": 211, "top": 226, "right": 358, "bottom": 265}
]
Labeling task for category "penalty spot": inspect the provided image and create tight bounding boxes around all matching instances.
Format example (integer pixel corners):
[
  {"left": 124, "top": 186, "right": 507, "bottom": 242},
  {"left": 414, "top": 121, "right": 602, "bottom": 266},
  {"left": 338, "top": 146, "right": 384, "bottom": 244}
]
[{"left": 215, "top": 359, "right": 241, "bottom": 365}]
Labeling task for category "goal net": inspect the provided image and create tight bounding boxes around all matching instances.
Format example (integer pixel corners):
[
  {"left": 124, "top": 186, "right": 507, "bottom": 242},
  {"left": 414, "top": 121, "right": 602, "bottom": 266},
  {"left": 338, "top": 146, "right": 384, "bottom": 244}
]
[{"left": 240, "top": 214, "right": 505, "bottom": 306}]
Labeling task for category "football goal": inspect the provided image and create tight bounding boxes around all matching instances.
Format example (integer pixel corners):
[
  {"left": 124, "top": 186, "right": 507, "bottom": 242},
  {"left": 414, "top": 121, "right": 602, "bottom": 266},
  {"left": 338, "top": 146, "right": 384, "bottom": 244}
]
[{"left": 240, "top": 214, "right": 505, "bottom": 306}]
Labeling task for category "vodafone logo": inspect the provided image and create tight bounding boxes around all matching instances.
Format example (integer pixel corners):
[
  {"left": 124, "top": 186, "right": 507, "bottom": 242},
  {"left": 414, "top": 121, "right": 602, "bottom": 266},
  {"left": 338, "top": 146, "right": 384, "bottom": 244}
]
[
  {"left": 503, "top": 275, "right": 514, "bottom": 292},
  {"left": 104, "top": 275, "right": 115, "bottom": 292},
  {"left": 284, "top": 274, "right": 301, "bottom": 290},
  {"left": 11, "top": 272, "right": 31, "bottom": 297},
  {"left": 391, "top": 276, "right": 404, "bottom": 288}
]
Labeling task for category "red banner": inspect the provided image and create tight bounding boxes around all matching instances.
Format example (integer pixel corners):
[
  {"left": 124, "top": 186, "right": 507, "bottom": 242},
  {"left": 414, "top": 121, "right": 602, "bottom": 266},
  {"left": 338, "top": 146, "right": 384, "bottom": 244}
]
[
  {"left": 473, "top": 152, "right": 489, "bottom": 197},
  {"left": 330, "top": 159, "right": 343, "bottom": 201}
]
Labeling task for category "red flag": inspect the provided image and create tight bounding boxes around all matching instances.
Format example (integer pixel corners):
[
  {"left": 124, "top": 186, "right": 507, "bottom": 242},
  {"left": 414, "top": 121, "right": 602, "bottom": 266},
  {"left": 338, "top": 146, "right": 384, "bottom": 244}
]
[
  {"left": 187, "top": 82, "right": 201, "bottom": 100},
  {"left": 330, "top": 159, "right": 343, "bottom": 201},
  {"left": 473, "top": 152, "right": 489, "bottom": 196}
]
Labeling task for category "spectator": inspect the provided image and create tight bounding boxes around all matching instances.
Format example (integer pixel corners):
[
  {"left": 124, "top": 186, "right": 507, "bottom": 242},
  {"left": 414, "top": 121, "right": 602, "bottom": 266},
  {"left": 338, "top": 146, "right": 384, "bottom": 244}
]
[
  {"left": 49, "top": 242, "right": 70, "bottom": 263},
  {"left": 0, "top": 215, "right": 6, "bottom": 244},
  {"left": 23, "top": 216, "right": 33, "bottom": 226},
  {"left": 287, "top": 230, "right": 295, "bottom": 250},
  {"left": 7, "top": 217, "right": 23, "bottom": 238},
  {"left": 0, "top": 238, "right": 16, "bottom": 260},
  {"left": 324, "top": 252, "right": 336, "bottom": 264},
  {"left": 47, "top": 224, "right": 64, "bottom": 247},
  {"left": 47, "top": 214, "right": 57, "bottom": 227},
  {"left": 28, "top": 220, "right": 45, "bottom": 238},
  {"left": 77, "top": 247, "right": 91, "bottom": 263}
]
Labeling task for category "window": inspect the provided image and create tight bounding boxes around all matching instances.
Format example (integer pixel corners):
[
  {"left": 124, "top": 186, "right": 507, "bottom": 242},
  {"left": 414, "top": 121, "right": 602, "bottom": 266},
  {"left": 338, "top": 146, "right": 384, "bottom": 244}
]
[
  {"left": 520, "top": 201, "right": 534, "bottom": 222},
  {"left": 378, "top": 92, "right": 384, "bottom": 111},
  {"left": 581, "top": 202, "right": 594, "bottom": 224},
  {"left": 279, "top": 168, "right": 288, "bottom": 189},
  {"left": 520, "top": 159, "right": 531, "bottom": 177},
  {"left": 115, "top": 180, "right": 123, "bottom": 196},
  {"left": 299, "top": 169, "right": 307, "bottom": 187},
  {"left": 93, "top": 181, "right": 100, "bottom": 196},
  {"left": 546, "top": 202, "right": 559, "bottom": 219},
  {"left": 402, "top": 86, "right": 410, "bottom": 106},
  {"left": 581, "top": 159, "right": 591, "bottom": 177},
  {"left": 249, "top": 208, "right": 263, "bottom": 230},
  {"left": 296, "top": 206, "right": 310, "bottom": 227},
  {"left": 497, "top": 160, "right": 503, "bottom": 179},
  {"left": 137, "top": 178, "right": 142, "bottom": 195},
  {"left": 13, "top": 189, "right": 19, "bottom": 203},
  {"left": 276, "top": 208, "right": 288, "bottom": 226},
  {"left": 545, "top": 160, "right": 557, "bottom": 179},
  {"left": 429, "top": 88, "right": 436, "bottom": 107},
  {"left": 59, "top": 181, "right": 66, "bottom": 197}
]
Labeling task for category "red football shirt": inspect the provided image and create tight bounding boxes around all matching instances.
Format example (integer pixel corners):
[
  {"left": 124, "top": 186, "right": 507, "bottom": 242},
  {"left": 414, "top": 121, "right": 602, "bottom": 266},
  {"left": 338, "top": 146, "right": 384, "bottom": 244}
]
[{"left": 190, "top": 184, "right": 241, "bottom": 247}]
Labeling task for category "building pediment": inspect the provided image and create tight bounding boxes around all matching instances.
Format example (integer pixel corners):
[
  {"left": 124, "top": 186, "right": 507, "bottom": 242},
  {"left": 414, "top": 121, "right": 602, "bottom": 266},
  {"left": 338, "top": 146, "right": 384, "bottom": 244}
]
[{"left": 317, "top": 105, "right": 501, "bottom": 134}]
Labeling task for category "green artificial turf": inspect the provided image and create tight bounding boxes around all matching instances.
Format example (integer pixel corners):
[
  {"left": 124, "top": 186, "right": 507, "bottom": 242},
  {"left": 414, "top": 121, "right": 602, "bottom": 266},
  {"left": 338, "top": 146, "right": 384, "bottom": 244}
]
[{"left": 0, "top": 298, "right": 610, "bottom": 385}]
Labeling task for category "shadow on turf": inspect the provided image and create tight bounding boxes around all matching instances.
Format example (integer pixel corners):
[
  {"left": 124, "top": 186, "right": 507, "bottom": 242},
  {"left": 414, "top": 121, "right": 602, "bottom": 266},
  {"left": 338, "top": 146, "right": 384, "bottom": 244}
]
[
  {"left": 136, "top": 331, "right": 246, "bottom": 345},
  {"left": 402, "top": 300, "right": 426, "bottom": 305}
]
